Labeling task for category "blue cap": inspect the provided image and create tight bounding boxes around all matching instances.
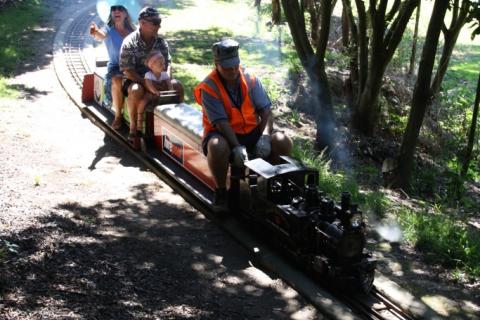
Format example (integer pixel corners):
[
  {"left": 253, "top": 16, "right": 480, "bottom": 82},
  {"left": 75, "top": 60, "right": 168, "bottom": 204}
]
[{"left": 212, "top": 39, "right": 240, "bottom": 68}]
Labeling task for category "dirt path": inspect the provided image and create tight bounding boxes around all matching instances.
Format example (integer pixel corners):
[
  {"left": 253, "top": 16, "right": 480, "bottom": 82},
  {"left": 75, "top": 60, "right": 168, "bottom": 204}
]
[{"left": 0, "top": 1, "right": 320, "bottom": 319}]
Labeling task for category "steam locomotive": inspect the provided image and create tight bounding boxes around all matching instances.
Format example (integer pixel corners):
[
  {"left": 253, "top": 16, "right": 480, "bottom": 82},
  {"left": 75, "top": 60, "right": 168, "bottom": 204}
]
[{"left": 81, "top": 67, "right": 376, "bottom": 293}]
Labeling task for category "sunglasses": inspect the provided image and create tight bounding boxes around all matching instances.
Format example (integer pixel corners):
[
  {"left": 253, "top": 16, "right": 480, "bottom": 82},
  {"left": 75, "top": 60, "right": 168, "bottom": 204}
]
[
  {"left": 111, "top": 6, "right": 125, "bottom": 11},
  {"left": 144, "top": 18, "right": 161, "bottom": 26}
]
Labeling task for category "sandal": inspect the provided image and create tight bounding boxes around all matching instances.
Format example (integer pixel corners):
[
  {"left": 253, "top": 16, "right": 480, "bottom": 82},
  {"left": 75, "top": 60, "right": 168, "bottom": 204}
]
[
  {"left": 112, "top": 117, "right": 122, "bottom": 130},
  {"left": 127, "top": 132, "right": 138, "bottom": 150}
]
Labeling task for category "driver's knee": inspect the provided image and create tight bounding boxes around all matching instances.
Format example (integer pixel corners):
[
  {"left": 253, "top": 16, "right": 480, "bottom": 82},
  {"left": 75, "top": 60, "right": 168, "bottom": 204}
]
[
  {"left": 271, "top": 131, "right": 293, "bottom": 157},
  {"left": 208, "top": 135, "right": 230, "bottom": 159}
]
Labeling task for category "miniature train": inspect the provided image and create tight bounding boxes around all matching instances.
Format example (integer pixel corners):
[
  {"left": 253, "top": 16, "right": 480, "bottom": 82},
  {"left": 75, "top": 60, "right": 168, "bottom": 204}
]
[{"left": 81, "top": 68, "right": 376, "bottom": 293}]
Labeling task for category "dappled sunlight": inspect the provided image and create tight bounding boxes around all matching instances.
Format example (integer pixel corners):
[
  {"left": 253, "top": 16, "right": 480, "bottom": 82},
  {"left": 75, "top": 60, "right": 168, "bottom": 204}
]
[
  {"left": 422, "top": 295, "right": 457, "bottom": 317},
  {"left": 158, "top": 304, "right": 213, "bottom": 318},
  {"left": 291, "top": 306, "right": 319, "bottom": 320},
  {"left": 222, "top": 275, "right": 244, "bottom": 286},
  {"left": 385, "top": 261, "right": 404, "bottom": 277},
  {"left": 207, "top": 253, "right": 223, "bottom": 264},
  {"left": 243, "top": 266, "right": 273, "bottom": 287},
  {"left": 244, "top": 284, "right": 264, "bottom": 296},
  {"left": 191, "top": 262, "right": 207, "bottom": 272},
  {"left": 191, "top": 245, "right": 202, "bottom": 254}
]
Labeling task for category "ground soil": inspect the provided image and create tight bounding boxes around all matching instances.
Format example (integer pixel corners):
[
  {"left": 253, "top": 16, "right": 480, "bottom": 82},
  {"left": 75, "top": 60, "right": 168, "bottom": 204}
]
[
  {"left": 0, "top": 1, "right": 320, "bottom": 319},
  {"left": 0, "top": 0, "right": 478, "bottom": 319}
]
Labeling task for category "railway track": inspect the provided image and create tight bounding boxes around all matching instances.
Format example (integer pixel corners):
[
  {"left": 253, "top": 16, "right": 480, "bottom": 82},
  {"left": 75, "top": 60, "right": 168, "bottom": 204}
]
[{"left": 53, "top": 6, "right": 436, "bottom": 320}]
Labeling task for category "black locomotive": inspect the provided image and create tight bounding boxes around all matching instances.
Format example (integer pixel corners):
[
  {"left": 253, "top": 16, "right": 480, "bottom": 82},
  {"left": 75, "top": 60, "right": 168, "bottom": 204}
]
[{"left": 231, "top": 157, "right": 376, "bottom": 292}]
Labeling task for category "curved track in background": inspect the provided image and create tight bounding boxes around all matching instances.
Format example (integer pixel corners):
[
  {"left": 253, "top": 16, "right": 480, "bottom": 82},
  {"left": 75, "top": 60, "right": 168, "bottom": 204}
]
[{"left": 52, "top": 6, "right": 444, "bottom": 320}]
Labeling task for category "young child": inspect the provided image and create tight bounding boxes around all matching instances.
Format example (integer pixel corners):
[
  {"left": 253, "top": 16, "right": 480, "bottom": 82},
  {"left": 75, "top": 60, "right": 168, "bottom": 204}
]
[{"left": 144, "top": 51, "right": 173, "bottom": 95}]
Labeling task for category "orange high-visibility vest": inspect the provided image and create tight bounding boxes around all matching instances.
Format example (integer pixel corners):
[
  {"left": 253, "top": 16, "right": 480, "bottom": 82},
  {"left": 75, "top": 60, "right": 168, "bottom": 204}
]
[{"left": 194, "top": 69, "right": 258, "bottom": 137}]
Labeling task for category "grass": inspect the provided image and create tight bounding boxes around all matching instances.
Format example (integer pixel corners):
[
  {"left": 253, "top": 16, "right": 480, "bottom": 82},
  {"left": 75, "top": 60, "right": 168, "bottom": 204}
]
[
  {"left": 0, "top": 0, "right": 46, "bottom": 98},
  {"left": 0, "top": 0, "right": 45, "bottom": 76},
  {"left": 0, "top": 77, "right": 19, "bottom": 99},
  {"left": 397, "top": 206, "right": 480, "bottom": 280},
  {"left": 291, "top": 137, "right": 390, "bottom": 219}
]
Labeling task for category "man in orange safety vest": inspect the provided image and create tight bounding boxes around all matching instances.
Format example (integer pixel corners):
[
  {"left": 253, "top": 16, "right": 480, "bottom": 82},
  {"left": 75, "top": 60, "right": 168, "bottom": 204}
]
[{"left": 194, "top": 39, "right": 292, "bottom": 210}]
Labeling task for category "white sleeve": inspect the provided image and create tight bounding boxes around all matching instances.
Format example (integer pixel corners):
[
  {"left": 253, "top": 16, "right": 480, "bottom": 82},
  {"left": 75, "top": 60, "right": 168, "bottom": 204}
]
[
  {"left": 160, "top": 72, "right": 170, "bottom": 81},
  {"left": 145, "top": 71, "right": 156, "bottom": 81}
]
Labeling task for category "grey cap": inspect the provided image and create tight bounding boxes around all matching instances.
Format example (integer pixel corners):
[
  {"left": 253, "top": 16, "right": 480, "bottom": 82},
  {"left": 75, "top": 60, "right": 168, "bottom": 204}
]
[
  {"left": 212, "top": 39, "right": 240, "bottom": 68},
  {"left": 138, "top": 6, "right": 161, "bottom": 22}
]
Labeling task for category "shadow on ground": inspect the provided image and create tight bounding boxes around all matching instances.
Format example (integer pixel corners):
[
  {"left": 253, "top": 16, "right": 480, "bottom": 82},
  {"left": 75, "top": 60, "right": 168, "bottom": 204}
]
[
  {"left": 0, "top": 183, "right": 309, "bottom": 319},
  {"left": 88, "top": 134, "right": 144, "bottom": 170}
]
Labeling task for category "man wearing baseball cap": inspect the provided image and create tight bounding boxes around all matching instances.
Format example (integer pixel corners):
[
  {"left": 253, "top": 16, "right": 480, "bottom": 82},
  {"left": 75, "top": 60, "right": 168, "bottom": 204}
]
[
  {"left": 119, "top": 6, "right": 184, "bottom": 147},
  {"left": 194, "top": 39, "right": 292, "bottom": 210}
]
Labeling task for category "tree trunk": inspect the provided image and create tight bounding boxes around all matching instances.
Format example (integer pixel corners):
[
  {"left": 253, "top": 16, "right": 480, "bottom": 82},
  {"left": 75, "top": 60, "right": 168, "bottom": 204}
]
[
  {"left": 390, "top": 0, "right": 450, "bottom": 190},
  {"left": 342, "top": 5, "right": 350, "bottom": 49},
  {"left": 353, "top": 57, "right": 387, "bottom": 134},
  {"left": 408, "top": 1, "right": 421, "bottom": 75},
  {"left": 351, "top": 0, "right": 419, "bottom": 135},
  {"left": 430, "top": 0, "right": 471, "bottom": 99},
  {"left": 342, "top": 0, "right": 359, "bottom": 104},
  {"left": 272, "top": 0, "right": 281, "bottom": 24},
  {"left": 354, "top": 0, "right": 368, "bottom": 98},
  {"left": 461, "top": 72, "right": 480, "bottom": 176},
  {"left": 280, "top": 0, "right": 336, "bottom": 150}
]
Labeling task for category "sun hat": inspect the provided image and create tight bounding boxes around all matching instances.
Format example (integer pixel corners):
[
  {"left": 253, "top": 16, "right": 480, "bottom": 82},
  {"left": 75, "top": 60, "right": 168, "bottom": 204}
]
[
  {"left": 212, "top": 39, "right": 240, "bottom": 68},
  {"left": 96, "top": 0, "right": 141, "bottom": 23}
]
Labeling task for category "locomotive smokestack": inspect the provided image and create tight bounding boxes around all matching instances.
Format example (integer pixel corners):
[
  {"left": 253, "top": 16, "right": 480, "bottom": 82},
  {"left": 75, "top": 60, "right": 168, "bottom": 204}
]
[{"left": 341, "top": 191, "right": 351, "bottom": 212}]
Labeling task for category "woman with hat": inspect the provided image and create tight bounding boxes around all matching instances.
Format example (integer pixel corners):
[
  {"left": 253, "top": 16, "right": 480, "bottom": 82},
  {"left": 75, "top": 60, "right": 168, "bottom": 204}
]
[{"left": 90, "top": 4, "right": 136, "bottom": 129}]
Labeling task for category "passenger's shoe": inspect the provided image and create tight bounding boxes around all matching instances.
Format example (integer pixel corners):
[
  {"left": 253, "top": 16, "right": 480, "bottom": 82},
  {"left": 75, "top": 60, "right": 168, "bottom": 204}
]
[
  {"left": 212, "top": 188, "right": 228, "bottom": 212},
  {"left": 128, "top": 132, "right": 141, "bottom": 151},
  {"left": 112, "top": 117, "right": 122, "bottom": 130}
]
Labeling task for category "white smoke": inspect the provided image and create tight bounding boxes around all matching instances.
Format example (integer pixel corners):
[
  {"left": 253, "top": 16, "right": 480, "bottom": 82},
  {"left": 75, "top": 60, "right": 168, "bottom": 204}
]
[{"left": 376, "top": 220, "right": 403, "bottom": 243}]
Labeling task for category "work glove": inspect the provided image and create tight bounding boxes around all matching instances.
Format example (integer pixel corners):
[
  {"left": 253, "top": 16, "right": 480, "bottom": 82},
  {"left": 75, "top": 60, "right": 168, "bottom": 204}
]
[
  {"left": 255, "top": 135, "right": 272, "bottom": 158},
  {"left": 232, "top": 145, "right": 248, "bottom": 167}
]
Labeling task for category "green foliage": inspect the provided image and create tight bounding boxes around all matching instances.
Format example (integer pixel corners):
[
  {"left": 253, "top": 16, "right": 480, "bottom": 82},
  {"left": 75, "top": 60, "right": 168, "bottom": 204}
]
[
  {"left": 292, "top": 137, "right": 345, "bottom": 197},
  {"left": 291, "top": 138, "right": 389, "bottom": 218},
  {"left": 398, "top": 206, "right": 480, "bottom": 279},
  {"left": 286, "top": 51, "right": 303, "bottom": 75},
  {"left": 411, "top": 166, "right": 438, "bottom": 196},
  {"left": 0, "top": 77, "right": 19, "bottom": 98},
  {"left": 364, "top": 191, "right": 389, "bottom": 218},
  {"left": 0, "top": 0, "right": 45, "bottom": 77},
  {"left": 285, "top": 108, "right": 302, "bottom": 125},
  {"left": 156, "top": 0, "right": 195, "bottom": 12},
  {"left": 261, "top": 76, "right": 282, "bottom": 104},
  {"left": 172, "top": 65, "right": 209, "bottom": 105},
  {"left": 325, "top": 50, "right": 349, "bottom": 70},
  {"left": 167, "top": 28, "right": 233, "bottom": 65}
]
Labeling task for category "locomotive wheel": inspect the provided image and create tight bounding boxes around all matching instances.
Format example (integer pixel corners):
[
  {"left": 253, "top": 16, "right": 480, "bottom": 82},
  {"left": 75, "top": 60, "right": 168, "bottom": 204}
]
[{"left": 355, "top": 268, "right": 375, "bottom": 293}]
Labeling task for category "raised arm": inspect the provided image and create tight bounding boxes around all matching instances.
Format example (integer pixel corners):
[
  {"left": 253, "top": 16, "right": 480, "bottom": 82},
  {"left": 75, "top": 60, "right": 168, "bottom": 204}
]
[{"left": 89, "top": 22, "right": 106, "bottom": 40}]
